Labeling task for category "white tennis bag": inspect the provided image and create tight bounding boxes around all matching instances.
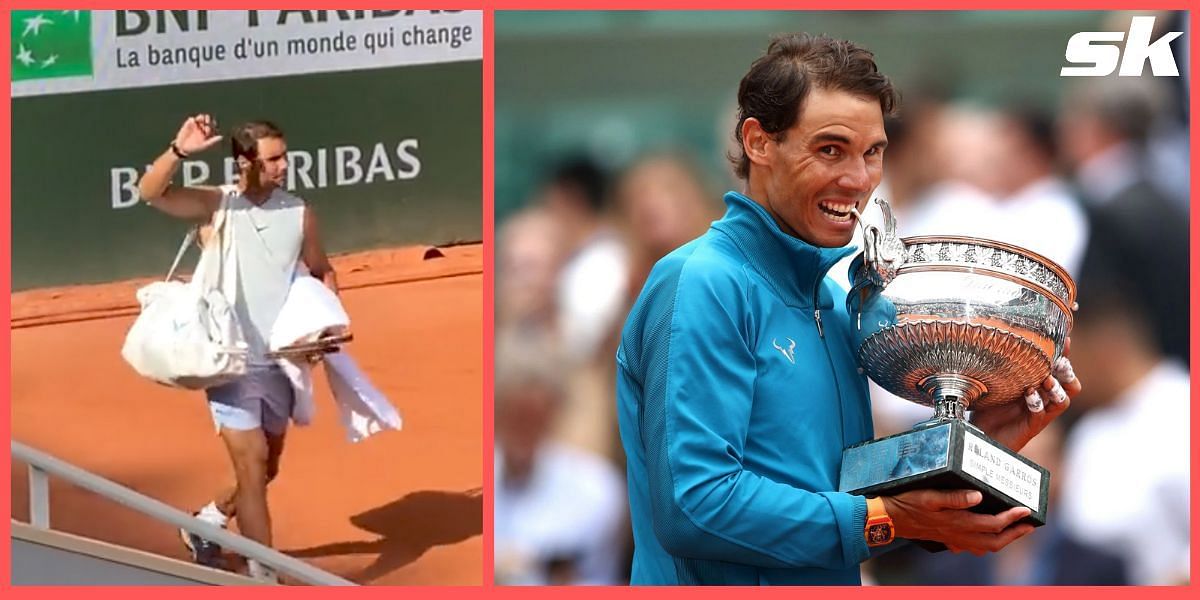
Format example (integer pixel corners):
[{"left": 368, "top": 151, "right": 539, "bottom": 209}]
[{"left": 121, "top": 194, "right": 247, "bottom": 389}]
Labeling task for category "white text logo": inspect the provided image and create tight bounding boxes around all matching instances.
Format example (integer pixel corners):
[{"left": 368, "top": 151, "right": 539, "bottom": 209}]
[{"left": 1061, "top": 16, "right": 1181, "bottom": 77}]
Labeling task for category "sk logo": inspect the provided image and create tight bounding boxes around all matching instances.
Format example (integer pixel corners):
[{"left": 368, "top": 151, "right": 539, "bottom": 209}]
[
  {"left": 772, "top": 337, "right": 796, "bottom": 364},
  {"left": 12, "top": 11, "right": 93, "bottom": 81},
  {"left": 1061, "top": 16, "right": 1182, "bottom": 77}
]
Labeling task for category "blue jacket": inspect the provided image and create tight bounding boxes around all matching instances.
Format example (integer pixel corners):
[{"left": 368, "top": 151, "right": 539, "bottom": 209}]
[{"left": 616, "top": 191, "right": 875, "bottom": 585}]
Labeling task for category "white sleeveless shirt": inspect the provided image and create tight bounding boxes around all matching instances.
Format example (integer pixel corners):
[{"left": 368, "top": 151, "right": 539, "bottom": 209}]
[{"left": 218, "top": 185, "right": 305, "bottom": 365}]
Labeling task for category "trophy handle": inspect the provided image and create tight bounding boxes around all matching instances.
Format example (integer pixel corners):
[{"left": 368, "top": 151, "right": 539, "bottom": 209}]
[
  {"left": 856, "top": 198, "right": 907, "bottom": 287},
  {"left": 846, "top": 253, "right": 881, "bottom": 332},
  {"left": 876, "top": 197, "right": 901, "bottom": 261}
]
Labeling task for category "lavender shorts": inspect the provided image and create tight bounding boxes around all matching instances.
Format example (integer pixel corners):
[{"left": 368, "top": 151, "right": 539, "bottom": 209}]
[{"left": 205, "top": 365, "right": 295, "bottom": 435}]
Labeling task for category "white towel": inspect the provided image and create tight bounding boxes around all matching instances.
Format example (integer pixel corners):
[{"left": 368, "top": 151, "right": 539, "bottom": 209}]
[
  {"left": 324, "top": 353, "right": 404, "bottom": 443},
  {"left": 269, "top": 275, "right": 350, "bottom": 350},
  {"left": 270, "top": 273, "right": 401, "bottom": 441}
]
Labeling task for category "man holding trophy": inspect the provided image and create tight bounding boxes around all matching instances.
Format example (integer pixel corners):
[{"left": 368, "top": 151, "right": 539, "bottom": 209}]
[{"left": 615, "top": 33, "right": 1080, "bottom": 585}]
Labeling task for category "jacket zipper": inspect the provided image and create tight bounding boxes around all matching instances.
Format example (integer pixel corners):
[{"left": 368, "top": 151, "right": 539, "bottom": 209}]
[{"left": 813, "top": 277, "right": 846, "bottom": 450}]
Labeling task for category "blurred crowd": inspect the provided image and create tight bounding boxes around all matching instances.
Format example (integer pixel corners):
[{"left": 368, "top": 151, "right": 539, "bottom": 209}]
[{"left": 494, "top": 12, "right": 1189, "bottom": 586}]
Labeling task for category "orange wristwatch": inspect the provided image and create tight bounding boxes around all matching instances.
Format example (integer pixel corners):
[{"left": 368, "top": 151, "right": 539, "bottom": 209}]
[{"left": 864, "top": 496, "right": 895, "bottom": 547}]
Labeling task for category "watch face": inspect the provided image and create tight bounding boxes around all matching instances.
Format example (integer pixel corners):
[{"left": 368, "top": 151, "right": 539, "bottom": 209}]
[{"left": 867, "top": 523, "right": 893, "bottom": 545}]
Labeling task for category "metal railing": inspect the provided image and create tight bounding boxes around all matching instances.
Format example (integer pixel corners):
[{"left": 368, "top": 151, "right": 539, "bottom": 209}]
[{"left": 11, "top": 440, "right": 355, "bottom": 586}]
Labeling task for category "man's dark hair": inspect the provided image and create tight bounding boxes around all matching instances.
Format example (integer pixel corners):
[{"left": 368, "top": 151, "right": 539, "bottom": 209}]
[
  {"left": 546, "top": 156, "right": 608, "bottom": 214},
  {"left": 1003, "top": 105, "right": 1058, "bottom": 161},
  {"left": 732, "top": 33, "right": 899, "bottom": 179},
  {"left": 231, "top": 120, "right": 284, "bottom": 162}
]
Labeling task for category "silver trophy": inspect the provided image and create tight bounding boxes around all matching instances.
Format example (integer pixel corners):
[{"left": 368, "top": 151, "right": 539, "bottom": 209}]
[{"left": 838, "top": 198, "right": 1077, "bottom": 534}]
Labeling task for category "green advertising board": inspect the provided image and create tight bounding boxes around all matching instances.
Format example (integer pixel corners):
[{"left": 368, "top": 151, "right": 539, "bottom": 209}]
[{"left": 12, "top": 10, "right": 482, "bottom": 290}]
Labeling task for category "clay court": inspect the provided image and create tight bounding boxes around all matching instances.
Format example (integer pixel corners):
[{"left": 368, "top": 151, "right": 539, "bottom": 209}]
[{"left": 10, "top": 244, "right": 483, "bottom": 585}]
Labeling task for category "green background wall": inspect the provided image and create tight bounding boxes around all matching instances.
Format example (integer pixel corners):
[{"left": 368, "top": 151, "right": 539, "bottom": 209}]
[
  {"left": 13, "top": 59, "right": 481, "bottom": 290},
  {"left": 495, "top": 11, "right": 1120, "bottom": 223}
]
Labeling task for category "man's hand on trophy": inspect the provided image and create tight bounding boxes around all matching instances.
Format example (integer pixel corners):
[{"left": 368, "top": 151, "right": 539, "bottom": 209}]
[
  {"left": 883, "top": 489, "right": 1035, "bottom": 556},
  {"left": 970, "top": 338, "right": 1082, "bottom": 453}
]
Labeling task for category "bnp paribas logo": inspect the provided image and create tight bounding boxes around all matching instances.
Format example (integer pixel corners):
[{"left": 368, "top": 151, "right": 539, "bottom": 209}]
[{"left": 11, "top": 10, "right": 93, "bottom": 81}]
